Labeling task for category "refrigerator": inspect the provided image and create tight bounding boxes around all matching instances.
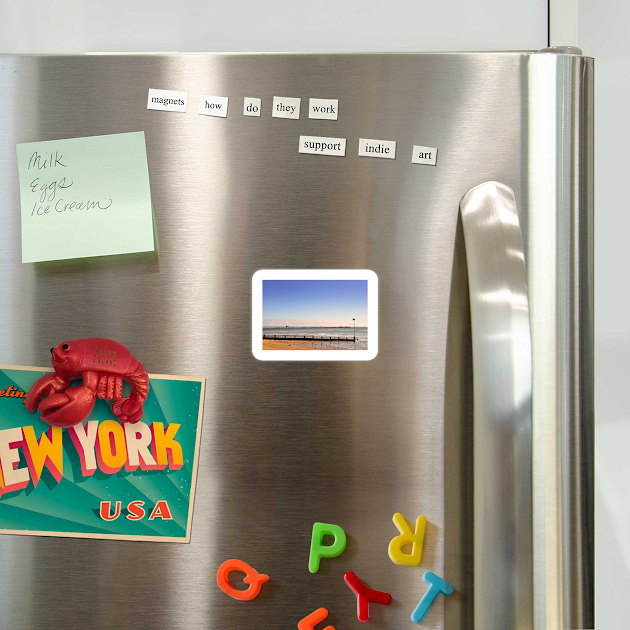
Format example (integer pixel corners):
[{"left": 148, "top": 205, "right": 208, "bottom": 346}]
[{"left": 0, "top": 50, "right": 593, "bottom": 629}]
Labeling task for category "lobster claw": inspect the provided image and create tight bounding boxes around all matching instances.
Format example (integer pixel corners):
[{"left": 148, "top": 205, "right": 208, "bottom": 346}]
[
  {"left": 112, "top": 398, "right": 144, "bottom": 424},
  {"left": 37, "top": 386, "right": 96, "bottom": 428},
  {"left": 25, "top": 373, "right": 66, "bottom": 413}
]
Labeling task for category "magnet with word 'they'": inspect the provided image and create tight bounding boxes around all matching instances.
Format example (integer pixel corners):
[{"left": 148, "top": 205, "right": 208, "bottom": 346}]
[{"left": 216, "top": 559, "right": 269, "bottom": 601}]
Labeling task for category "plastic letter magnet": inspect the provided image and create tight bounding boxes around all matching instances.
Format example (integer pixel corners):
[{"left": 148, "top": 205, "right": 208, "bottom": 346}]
[
  {"left": 388, "top": 512, "right": 427, "bottom": 567},
  {"left": 216, "top": 559, "right": 269, "bottom": 601},
  {"left": 298, "top": 607, "right": 335, "bottom": 630},
  {"left": 308, "top": 522, "right": 347, "bottom": 573},
  {"left": 344, "top": 571, "right": 392, "bottom": 622},
  {"left": 410, "top": 571, "right": 454, "bottom": 623}
]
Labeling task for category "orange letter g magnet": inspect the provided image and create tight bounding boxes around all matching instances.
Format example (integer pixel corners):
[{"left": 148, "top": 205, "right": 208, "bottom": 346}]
[{"left": 216, "top": 559, "right": 269, "bottom": 601}]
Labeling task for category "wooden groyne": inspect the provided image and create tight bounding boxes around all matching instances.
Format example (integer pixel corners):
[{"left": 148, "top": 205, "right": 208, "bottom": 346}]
[{"left": 263, "top": 334, "right": 355, "bottom": 342}]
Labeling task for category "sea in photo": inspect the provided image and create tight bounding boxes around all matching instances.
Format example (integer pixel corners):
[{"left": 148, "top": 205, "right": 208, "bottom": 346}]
[
  {"left": 263, "top": 326, "right": 368, "bottom": 350},
  {"left": 262, "top": 279, "right": 368, "bottom": 351}
]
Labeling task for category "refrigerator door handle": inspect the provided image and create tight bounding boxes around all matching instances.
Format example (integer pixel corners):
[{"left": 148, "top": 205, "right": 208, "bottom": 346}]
[{"left": 460, "top": 181, "right": 533, "bottom": 629}]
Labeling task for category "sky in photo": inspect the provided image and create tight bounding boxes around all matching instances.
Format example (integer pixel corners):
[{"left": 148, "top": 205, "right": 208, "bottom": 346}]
[{"left": 263, "top": 279, "right": 368, "bottom": 326}]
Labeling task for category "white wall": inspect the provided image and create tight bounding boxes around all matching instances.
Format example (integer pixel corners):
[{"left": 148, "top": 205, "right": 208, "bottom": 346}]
[
  {"left": 0, "top": 0, "right": 547, "bottom": 53},
  {"left": 575, "top": 2, "right": 629, "bottom": 627}
]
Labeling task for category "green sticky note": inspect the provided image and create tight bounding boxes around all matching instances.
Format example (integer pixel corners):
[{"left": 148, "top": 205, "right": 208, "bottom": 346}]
[{"left": 17, "top": 131, "right": 155, "bottom": 263}]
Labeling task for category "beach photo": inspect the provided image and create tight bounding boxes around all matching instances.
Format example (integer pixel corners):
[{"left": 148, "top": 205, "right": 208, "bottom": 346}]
[
  {"left": 252, "top": 270, "right": 378, "bottom": 361},
  {"left": 263, "top": 279, "right": 367, "bottom": 350}
]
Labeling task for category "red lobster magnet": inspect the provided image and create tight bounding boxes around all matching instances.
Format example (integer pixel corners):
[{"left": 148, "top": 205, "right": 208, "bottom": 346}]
[{"left": 26, "top": 338, "right": 149, "bottom": 428}]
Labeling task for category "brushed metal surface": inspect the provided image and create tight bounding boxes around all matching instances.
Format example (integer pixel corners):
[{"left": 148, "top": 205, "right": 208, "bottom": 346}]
[
  {"left": 526, "top": 53, "right": 595, "bottom": 629},
  {"left": 0, "top": 52, "right": 593, "bottom": 629},
  {"left": 460, "top": 182, "right": 533, "bottom": 630}
]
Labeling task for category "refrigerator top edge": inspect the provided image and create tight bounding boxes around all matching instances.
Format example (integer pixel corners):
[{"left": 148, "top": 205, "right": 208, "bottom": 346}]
[{"left": 0, "top": 50, "right": 594, "bottom": 59}]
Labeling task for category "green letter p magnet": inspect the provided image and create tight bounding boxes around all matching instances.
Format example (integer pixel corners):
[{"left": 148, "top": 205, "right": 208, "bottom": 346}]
[{"left": 308, "top": 522, "right": 347, "bottom": 573}]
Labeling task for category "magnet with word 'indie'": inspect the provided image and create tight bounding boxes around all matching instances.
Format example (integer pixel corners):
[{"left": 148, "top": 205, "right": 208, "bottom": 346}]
[
  {"left": 216, "top": 559, "right": 269, "bottom": 601},
  {"left": 25, "top": 338, "right": 149, "bottom": 428},
  {"left": 308, "top": 522, "right": 347, "bottom": 573},
  {"left": 388, "top": 512, "right": 427, "bottom": 567},
  {"left": 411, "top": 571, "right": 454, "bottom": 623},
  {"left": 344, "top": 571, "right": 392, "bottom": 622},
  {"left": 298, "top": 607, "right": 335, "bottom": 630}
]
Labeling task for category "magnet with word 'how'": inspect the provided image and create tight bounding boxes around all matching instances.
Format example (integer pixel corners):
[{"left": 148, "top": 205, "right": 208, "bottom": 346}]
[
  {"left": 388, "top": 512, "right": 427, "bottom": 566},
  {"left": 410, "top": 572, "right": 454, "bottom": 624},
  {"left": 308, "top": 522, "right": 347, "bottom": 573},
  {"left": 216, "top": 559, "right": 269, "bottom": 601},
  {"left": 298, "top": 607, "right": 335, "bottom": 630},
  {"left": 344, "top": 571, "right": 392, "bottom": 622}
]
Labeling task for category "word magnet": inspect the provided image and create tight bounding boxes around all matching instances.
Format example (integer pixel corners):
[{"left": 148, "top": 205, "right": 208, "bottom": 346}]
[
  {"left": 216, "top": 559, "right": 269, "bottom": 601},
  {"left": 358, "top": 138, "right": 396, "bottom": 159},
  {"left": 308, "top": 522, "right": 346, "bottom": 573},
  {"left": 388, "top": 512, "right": 427, "bottom": 566},
  {"left": 299, "top": 136, "right": 346, "bottom": 157},
  {"left": 344, "top": 571, "right": 392, "bottom": 622},
  {"left": 243, "top": 97, "right": 262, "bottom": 117},
  {"left": 198, "top": 95, "right": 228, "bottom": 118},
  {"left": 308, "top": 98, "right": 338, "bottom": 120},
  {"left": 272, "top": 96, "right": 301, "bottom": 119},
  {"left": 411, "top": 144, "right": 438, "bottom": 166},
  {"left": 147, "top": 88, "right": 187, "bottom": 112}
]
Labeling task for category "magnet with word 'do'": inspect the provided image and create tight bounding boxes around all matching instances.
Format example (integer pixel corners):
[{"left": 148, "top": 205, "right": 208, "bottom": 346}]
[{"left": 216, "top": 559, "right": 269, "bottom": 601}]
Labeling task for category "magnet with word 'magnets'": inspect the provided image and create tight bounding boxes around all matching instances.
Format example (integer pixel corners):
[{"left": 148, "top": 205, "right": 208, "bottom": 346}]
[
  {"left": 308, "top": 522, "right": 347, "bottom": 573},
  {"left": 388, "top": 512, "right": 427, "bottom": 567},
  {"left": 298, "top": 607, "right": 335, "bottom": 630},
  {"left": 216, "top": 559, "right": 269, "bottom": 601}
]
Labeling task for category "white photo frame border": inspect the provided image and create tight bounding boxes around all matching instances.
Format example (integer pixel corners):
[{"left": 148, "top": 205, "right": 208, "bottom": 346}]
[{"left": 252, "top": 269, "right": 378, "bottom": 361}]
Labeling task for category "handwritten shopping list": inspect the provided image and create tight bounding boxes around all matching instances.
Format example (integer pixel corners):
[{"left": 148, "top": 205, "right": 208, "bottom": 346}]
[{"left": 16, "top": 132, "right": 154, "bottom": 263}]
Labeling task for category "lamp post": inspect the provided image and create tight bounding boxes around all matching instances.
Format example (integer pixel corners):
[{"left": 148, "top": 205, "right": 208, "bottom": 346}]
[{"left": 353, "top": 318, "right": 356, "bottom": 343}]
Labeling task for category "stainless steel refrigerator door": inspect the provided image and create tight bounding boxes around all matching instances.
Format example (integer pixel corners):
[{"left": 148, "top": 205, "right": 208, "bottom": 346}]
[{"left": 0, "top": 52, "right": 593, "bottom": 629}]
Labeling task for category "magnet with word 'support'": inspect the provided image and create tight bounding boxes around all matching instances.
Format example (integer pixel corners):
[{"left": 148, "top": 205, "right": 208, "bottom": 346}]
[
  {"left": 344, "top": 571, "right": 392, "bottom": 622},
  {"left": 298, "top": 607, "right": 335, "bottom": 630},
  {"left": 216, "top": 559, "right": 269, "bottom": 601},
  {"left": 388, "top": 512, "right": 427, "bottom": 566},
  {"left": 308, "top": 522, "right": 347, "bottom": 573}
]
